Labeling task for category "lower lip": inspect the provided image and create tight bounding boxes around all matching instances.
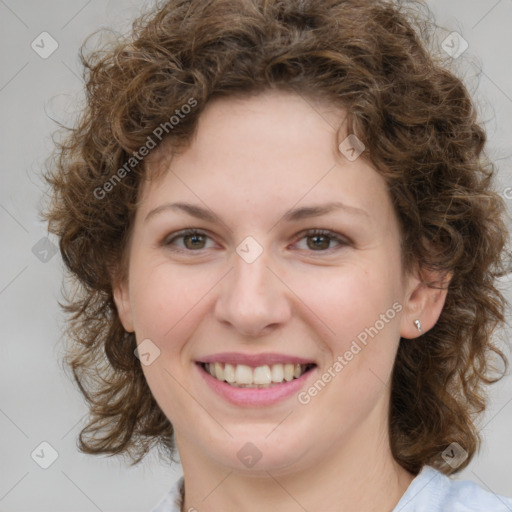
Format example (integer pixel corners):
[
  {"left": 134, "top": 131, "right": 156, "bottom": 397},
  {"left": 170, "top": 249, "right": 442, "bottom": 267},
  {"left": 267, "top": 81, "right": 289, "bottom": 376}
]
[{"left": 196, "top": 363, "right": 317, "bottom": 407}]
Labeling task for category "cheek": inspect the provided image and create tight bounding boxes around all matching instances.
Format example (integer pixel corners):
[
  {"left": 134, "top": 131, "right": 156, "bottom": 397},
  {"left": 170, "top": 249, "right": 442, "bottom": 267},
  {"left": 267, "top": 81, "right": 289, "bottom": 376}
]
[
  {"left": 298, "top": 259, "right": 401, "bottom": 348},
  {"left": 129, "top": 259, "right": 214, "bottom": 351},
  {"left": 129, "top": 262, "right": 216, "bottom": 419},
  {"left": 298, "top": 263, "right": 403, "bottom": 418}
]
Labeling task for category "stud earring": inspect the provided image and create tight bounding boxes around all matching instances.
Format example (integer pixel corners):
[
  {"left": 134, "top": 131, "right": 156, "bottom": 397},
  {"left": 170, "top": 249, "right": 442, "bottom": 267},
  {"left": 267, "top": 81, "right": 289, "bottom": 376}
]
[{"left": 414, "top": 319, "right": 422, "bottom": 333}]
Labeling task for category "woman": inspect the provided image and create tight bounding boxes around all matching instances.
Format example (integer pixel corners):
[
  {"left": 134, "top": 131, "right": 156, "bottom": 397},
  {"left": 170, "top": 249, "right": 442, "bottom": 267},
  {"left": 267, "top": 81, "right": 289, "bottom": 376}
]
[{"left": 43, "top": 0, "right": 512, "bottom": 510}]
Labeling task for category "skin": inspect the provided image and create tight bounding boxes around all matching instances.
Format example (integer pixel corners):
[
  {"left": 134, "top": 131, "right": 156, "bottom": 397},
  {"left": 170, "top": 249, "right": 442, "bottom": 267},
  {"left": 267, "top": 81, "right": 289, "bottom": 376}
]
[{"left": 114, "top": 89, "right": 450, "bottom": 512}]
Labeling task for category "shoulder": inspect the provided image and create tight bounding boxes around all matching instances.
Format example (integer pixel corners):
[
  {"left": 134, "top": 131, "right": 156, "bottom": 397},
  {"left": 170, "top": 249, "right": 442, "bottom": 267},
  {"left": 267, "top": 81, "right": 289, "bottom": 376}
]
[
  {"left": 151, "top": 476, "right": 184, "bottom": 512},
  {"left": 394, "top": 465, "right": 512, "bottom": 512}
]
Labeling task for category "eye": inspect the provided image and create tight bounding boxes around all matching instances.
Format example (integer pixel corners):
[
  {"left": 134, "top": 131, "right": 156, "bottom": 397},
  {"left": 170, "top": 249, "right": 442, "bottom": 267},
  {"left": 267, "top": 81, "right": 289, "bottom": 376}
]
[
  {"left": 162, "top": 228, "right": 350, "bottom": 254},
  {"left": 163, "top": 229, "right": 215, "bottom": 252},
  {"left": 293, "top": 229, "right": 349, "bottom": 252}
]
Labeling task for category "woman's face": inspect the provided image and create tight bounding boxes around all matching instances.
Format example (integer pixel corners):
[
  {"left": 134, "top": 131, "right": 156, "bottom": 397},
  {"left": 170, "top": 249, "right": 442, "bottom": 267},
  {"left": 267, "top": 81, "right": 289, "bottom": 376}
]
[{"left": 114, "top": 90, "right": 428, "bottom": 475}]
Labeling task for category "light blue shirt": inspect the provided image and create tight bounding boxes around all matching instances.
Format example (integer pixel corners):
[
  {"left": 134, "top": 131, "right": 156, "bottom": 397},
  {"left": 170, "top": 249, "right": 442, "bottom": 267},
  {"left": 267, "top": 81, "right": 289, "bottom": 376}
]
[{"left": 151, "top": 465, "right": 512, "bottom": 511}]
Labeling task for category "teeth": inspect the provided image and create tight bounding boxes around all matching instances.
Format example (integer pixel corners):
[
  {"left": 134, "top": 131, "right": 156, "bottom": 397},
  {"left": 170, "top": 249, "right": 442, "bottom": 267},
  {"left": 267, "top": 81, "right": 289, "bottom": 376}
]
[
  {"left": 224, "top": 363, "right": 235, "bottom": 383},
  {"left": 214, "top": 362, "right": 224, "bottom": 381},
  {"left": 271, "top": 363, "right": 284, "bottom": 382},
  {"left": 253, "top": 365, "right": 272, "bottom": 385},
  {"left": 205, "top": 362, "right": 312, "bottom": 387},
  {"left": 235, "top": 364, "right": 253, "bottom": 384}
]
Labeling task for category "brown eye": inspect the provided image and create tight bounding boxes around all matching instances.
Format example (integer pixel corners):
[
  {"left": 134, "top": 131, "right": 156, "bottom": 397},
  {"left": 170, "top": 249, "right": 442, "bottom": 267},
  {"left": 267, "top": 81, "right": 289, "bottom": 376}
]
[
  {"left": 164, "top": 229, "right": 214, "bottom": 252},
  {"left": 307, "top": 234, "right": 331, "bottom": 250},
  {"left": 295, "top": 229, "right": 349, "bottom": 252},
  {"left": 183, "top": 233, "right": 207, "bottom": 250}
]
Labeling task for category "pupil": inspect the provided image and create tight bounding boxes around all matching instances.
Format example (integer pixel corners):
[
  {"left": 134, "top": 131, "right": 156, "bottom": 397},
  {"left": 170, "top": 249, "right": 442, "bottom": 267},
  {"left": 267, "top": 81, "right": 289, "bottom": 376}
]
[
  {"left": 309, "top": 235, "right": 329, "bottom": 250},
  {"left": 185, "top": 234, "right": 204, "bottom": 249}
]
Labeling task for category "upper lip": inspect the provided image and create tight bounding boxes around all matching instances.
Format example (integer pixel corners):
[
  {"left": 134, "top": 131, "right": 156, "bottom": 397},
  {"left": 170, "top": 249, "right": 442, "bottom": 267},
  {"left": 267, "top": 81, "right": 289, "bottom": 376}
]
[{"left": 197, "top": 352, "right": 316, "bottom": 367}]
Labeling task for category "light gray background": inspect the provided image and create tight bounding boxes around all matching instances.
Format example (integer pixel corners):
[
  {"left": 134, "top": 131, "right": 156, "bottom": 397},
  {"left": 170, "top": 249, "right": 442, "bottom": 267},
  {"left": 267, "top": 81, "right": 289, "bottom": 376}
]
[{"left": 0, "top": 1, "right": 511, "bottom": 510}]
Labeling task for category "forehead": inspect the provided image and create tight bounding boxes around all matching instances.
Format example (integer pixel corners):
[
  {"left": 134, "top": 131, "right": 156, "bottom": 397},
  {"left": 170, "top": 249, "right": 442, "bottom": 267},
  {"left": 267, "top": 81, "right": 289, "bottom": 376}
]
[{"left": 138, "top": 90, "right": 391, "bottom": 226}]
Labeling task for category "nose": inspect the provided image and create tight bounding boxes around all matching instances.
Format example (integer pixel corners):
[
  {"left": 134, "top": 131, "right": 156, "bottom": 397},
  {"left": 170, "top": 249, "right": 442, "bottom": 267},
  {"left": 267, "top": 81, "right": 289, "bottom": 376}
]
[{"left": 214, "top": 244, "right": 292, "bottom": 338}]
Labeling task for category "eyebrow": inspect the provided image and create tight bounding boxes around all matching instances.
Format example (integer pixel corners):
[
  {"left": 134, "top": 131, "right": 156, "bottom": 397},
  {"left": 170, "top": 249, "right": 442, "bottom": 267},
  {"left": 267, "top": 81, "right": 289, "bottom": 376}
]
[{"left": 144, "top": 201, "right": 369, "bottom": 224}]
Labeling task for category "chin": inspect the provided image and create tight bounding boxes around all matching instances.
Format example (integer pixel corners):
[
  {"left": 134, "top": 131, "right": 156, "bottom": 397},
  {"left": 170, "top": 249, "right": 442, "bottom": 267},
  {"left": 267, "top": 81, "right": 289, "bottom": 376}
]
[{"left": 205, "top": 431, "right": 313, "bottom": 476}]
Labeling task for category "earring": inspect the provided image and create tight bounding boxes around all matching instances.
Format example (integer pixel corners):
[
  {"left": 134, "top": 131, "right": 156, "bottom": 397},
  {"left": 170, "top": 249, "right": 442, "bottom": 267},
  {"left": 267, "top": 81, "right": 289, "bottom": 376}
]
[{"left": 414, "top": 319, "right": 422, "bottom": 333}]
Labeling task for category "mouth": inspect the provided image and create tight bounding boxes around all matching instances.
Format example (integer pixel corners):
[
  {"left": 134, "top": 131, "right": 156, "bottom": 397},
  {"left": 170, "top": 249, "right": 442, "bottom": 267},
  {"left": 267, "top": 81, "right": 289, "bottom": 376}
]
[{"left": 197, "top": 362, "right": 317, "bottom": 388}]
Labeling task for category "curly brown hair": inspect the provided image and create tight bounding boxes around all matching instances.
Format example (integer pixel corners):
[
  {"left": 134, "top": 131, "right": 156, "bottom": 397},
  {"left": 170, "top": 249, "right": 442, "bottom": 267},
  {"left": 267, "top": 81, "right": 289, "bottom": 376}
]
[{"left": 42, "top": 0, "right": 510, "bottom": 475}]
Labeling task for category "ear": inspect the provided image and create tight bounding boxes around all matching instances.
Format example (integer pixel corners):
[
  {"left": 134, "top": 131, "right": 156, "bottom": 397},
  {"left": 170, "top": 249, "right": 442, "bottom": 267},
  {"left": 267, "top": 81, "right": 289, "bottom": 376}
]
[
  {"left": 113, "top": 277, "right": 135, "bottom": 333},
  {"left": 400, "top": 265, "right": 452, "bottom": 339}
]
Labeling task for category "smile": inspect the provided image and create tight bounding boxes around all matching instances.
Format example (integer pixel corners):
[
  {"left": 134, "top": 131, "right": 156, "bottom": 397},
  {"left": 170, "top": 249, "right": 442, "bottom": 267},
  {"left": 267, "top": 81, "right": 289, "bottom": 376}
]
[{"left": 200, "top": 362, "right": 315, "bottom": 387}]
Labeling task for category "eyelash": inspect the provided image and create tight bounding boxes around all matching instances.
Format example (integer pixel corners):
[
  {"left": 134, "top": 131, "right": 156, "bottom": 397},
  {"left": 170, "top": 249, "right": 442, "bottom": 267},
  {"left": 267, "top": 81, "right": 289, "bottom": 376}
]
[{"left": 162, "top": 228, "right": 350, "bottom": 255}]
